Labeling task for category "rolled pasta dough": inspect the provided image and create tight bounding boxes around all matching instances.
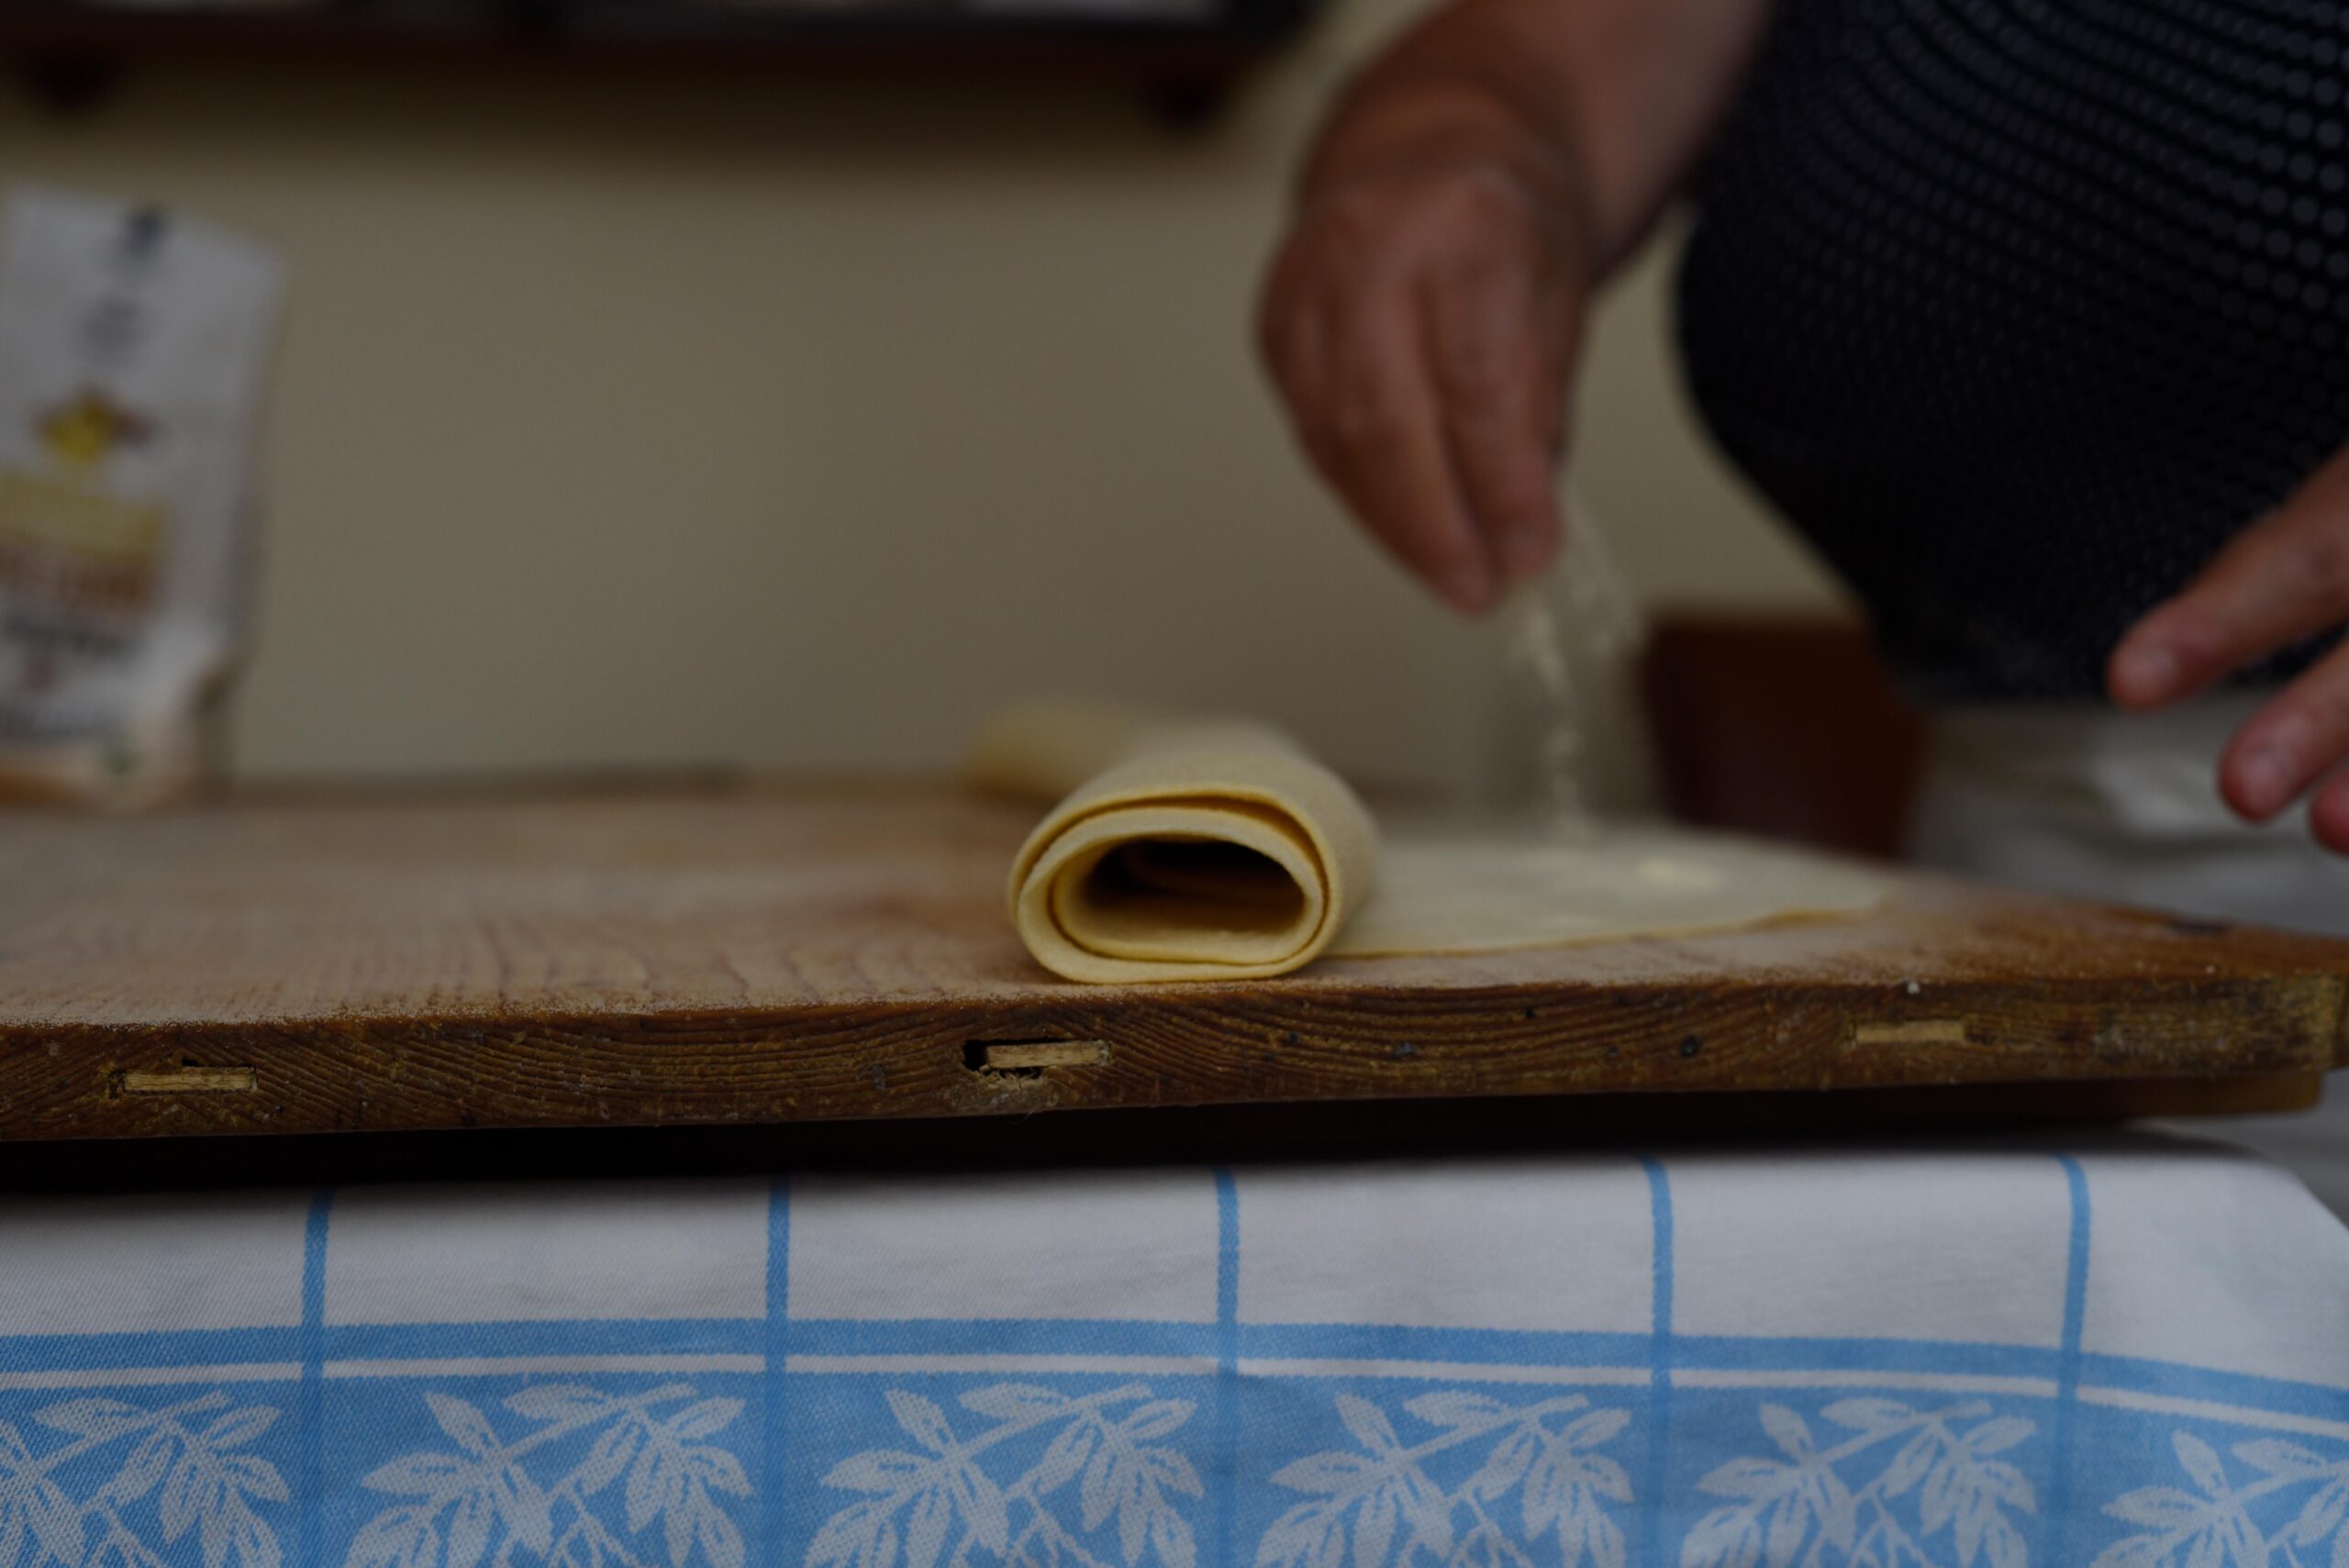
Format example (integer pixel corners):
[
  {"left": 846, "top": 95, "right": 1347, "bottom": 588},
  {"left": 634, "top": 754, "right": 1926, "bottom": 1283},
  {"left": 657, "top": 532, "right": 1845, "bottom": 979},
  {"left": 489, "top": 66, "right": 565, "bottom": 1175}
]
[
  {"left": 965, "top": 703, "right": 1884, "bottom": 984},
  {"left": 966, "top": 703, "right": 1376, "bottom": 984}
]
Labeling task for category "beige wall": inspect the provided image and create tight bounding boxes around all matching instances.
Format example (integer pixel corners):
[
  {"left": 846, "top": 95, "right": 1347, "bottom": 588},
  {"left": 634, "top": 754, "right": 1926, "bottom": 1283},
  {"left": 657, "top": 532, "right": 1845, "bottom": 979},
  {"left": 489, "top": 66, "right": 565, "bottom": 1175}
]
[{"left": 0, "top": 2, "right": 1841, "bottom": 790}]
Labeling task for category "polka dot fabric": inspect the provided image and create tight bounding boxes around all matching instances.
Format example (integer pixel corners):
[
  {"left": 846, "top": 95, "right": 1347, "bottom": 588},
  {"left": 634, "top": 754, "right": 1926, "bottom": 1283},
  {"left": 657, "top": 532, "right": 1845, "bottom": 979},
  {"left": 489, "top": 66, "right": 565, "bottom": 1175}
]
[{"left": 1677, "top": 0, "right": 2349, "bottom": 702}]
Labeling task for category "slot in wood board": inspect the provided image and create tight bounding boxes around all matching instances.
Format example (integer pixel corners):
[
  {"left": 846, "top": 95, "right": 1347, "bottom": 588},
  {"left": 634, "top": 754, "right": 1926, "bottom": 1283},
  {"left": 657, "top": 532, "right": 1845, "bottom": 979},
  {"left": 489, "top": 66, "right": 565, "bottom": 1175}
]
[{"left": 0, "top": 781, "right": 2342, "bottom": 1140}]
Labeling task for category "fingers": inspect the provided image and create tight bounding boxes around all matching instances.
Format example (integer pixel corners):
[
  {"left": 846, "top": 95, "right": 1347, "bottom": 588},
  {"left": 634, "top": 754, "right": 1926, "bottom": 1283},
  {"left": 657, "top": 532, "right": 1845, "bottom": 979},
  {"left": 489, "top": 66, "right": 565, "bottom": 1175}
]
[
  {"left": 1256, "top": 171, "right": 1578, "bottom": 614},
  {"left": 2110, "top": 453, "right": 2349, "bottom": 709},
  {"left": 1260, "top": 241, "right": 1500, "bottom": 611},
  {"left": 1422, "top": 249, "right": 1567, "bottom": 582},
  {"left": 2106, "top": 448, "right": 2349, "bottom": 850},
  {"left": 1317, "top": 300, "right": 1501, "bottom": 609},
  {"left": 2311, "top": 770, "right": 2349, "bottom": 853},
  {"left": 2215, "top": 639, "right": 2349, "bottom": 824}
]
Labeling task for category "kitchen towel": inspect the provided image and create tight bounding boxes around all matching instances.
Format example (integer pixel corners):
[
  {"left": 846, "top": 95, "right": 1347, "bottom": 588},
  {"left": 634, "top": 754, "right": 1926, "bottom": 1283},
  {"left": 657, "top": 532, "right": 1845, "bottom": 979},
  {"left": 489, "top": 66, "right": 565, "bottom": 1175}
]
[{"left": 3, "top": 1133, "right": 2342, "bottom": 1568}]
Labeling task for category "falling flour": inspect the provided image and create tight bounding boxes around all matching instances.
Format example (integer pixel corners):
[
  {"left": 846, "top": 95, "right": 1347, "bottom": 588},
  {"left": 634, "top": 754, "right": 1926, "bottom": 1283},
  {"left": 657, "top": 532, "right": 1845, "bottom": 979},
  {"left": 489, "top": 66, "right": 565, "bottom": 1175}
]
[{"left": 1491, "top": 499, "right": 1655, "bottom": 833}]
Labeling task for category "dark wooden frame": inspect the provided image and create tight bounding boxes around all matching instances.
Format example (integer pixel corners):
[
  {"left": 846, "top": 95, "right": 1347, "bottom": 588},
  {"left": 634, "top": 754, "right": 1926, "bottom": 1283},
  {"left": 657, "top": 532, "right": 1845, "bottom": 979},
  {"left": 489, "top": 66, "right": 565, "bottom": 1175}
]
[{"left": 0, "top": 0, "right": 1315, "bottom": 119}]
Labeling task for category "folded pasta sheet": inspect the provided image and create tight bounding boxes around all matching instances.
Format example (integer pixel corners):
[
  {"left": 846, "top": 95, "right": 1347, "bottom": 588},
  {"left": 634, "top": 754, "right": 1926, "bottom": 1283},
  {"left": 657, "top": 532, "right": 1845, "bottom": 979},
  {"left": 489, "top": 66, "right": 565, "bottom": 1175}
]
[
  {"left": 967, "top": 703, "right": 1887, "bottom": 984},
  {"left": 965, "top": 703, "right": 1376, "bottom": 984}
]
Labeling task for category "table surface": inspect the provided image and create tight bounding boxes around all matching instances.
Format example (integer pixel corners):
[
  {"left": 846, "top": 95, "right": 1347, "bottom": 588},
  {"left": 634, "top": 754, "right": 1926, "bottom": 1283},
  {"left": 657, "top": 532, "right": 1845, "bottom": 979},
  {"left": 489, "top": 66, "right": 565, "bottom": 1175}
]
[{"left": 2, "top": 781, "right": 2343, "bottom": 1140}]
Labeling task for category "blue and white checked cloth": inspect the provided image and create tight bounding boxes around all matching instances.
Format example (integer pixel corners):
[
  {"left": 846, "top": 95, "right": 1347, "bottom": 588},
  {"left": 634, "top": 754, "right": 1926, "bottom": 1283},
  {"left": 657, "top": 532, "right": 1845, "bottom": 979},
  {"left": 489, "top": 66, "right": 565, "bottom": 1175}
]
[{"left": 4, "top": 1134, "right": 2345, "bottom": 1568}]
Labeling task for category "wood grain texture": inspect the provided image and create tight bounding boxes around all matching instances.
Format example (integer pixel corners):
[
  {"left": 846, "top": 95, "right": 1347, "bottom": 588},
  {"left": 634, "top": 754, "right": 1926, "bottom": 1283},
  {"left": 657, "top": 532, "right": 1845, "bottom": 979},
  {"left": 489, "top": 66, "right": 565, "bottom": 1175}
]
[{"left": 0, "top": 782, "right": 2343, "bottom": 1141}]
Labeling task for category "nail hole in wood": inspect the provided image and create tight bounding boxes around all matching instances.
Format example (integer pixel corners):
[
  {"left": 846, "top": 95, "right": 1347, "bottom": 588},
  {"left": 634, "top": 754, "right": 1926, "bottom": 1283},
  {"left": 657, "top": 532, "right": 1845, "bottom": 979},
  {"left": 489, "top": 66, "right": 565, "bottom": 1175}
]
[
  {"left": 963, "top": 1039, "right": 1111, "bottom": 1079},
  {"left": 1852, "top": 1019, "right": 1967, "bottom": 1048},
  {"left": 118, "top": 1065, "right": 258, "bottom": 1095}
]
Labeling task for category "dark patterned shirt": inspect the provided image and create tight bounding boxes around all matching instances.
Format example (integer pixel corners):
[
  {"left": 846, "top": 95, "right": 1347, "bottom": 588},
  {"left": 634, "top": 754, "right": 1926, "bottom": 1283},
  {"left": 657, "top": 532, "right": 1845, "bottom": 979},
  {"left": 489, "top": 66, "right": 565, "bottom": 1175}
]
[{"left": 1677, "top": 0, "right": 2349, "bottom": 702}]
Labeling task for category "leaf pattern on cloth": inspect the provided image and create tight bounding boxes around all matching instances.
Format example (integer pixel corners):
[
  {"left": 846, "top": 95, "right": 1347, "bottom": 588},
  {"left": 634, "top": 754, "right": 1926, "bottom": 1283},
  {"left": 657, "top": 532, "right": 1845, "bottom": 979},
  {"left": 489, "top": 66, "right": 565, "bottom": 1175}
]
[
  {"left": 346, "top": 1384, "right": 750, "bottom": 1568},
  {"left": 1254, "top": 1388, "right": 1634, "bottom": 1568},
  {"left": 806, "top": 1383, "right": 1201, "bottom": 1568},
  {"left": 0, "top": 1391, "right": 287, "bottom": 1568},
  {"left": 2094, "top": 1429, "right": 2349, "bottom": 1568},
  {"left": 1679, "top": 1398, "right": 2036, "bottom": 1568}
]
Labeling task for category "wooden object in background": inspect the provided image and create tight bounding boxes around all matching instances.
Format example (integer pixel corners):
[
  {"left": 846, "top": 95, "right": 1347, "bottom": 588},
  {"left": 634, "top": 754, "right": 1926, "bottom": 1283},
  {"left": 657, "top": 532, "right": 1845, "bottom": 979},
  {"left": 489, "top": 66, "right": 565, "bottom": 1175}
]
[
  {"left": 1644, "top": 615, "right": 1926, "bottom": 860},
  {"left": 0, "top": 0, "right": 1308, "bottom": 122},
  {"left": 0, "top": 783, "right": 2341, "bottom": 1141}
]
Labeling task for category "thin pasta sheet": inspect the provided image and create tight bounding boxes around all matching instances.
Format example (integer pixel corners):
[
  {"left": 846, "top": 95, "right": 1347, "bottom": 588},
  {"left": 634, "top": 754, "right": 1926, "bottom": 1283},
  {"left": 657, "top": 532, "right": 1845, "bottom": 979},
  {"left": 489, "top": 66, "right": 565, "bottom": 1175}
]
[{"left": 965, "top": 703, "right": 1883, "bottom": 984}]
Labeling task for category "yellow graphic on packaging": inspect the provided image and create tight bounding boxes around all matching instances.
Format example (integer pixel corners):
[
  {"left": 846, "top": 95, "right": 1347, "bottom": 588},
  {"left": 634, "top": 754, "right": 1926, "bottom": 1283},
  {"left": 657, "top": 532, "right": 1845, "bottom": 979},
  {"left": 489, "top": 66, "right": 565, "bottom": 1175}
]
[
  {"left": 0, "top": 388, "right": 166, "bottom": 613},
  {"left": 39, "top": 389, "right": 152, "bottom": 475}
]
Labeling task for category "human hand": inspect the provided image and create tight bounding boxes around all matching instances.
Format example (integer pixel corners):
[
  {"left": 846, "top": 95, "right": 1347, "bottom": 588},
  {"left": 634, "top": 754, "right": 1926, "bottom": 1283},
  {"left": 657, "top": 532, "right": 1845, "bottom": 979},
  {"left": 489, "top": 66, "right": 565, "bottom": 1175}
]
[
  {"left": 1257, "top": 124, "right": 1592, "bottom": 613},
  {"left": 2109, "top": 447, "right": 2349, "bottom": 851}
]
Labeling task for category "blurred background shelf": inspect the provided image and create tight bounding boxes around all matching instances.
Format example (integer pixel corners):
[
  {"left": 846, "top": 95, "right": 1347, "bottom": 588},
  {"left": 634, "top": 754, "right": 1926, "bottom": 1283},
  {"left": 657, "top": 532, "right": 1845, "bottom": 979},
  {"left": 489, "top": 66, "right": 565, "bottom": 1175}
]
[{"left": 0, "top": 0, "right": 1318, "bottom": 119}]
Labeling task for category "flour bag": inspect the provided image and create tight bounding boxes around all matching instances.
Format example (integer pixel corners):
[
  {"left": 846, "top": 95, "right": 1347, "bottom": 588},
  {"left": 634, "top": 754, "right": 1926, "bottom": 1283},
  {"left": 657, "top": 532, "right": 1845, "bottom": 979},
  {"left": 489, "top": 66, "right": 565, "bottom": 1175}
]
[{"left": 0, "top": 186, "right": 283, "bottom": 807}]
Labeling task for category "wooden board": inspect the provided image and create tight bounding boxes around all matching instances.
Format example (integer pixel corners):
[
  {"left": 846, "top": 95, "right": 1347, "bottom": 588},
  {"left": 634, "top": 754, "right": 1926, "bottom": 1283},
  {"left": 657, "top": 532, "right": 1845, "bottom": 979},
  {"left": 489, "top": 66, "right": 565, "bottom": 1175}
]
[{"left": 0, "top": 781, "right": 2343, "bottom": 1141}]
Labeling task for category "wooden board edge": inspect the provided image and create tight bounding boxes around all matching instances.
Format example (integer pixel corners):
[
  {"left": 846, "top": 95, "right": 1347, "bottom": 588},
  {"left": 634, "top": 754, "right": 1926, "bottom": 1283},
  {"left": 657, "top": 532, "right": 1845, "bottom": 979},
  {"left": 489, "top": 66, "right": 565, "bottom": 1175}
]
[
  {"left": 2, "top": 970, "right": 2339, "bottom": 1140},
  {"left": 0, "top": 1073, "right": 2324, "bottom": 1184}
]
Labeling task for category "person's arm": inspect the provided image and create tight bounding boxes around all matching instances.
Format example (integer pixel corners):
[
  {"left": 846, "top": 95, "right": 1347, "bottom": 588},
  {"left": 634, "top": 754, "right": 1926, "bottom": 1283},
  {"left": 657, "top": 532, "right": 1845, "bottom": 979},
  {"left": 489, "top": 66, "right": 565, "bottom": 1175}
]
[
  {"left": 1257, "top": 0, "right": 1774, "bottom": 610},
  {"left": 2110, "top": 451, "right": 2349, "bottom": 852}
]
